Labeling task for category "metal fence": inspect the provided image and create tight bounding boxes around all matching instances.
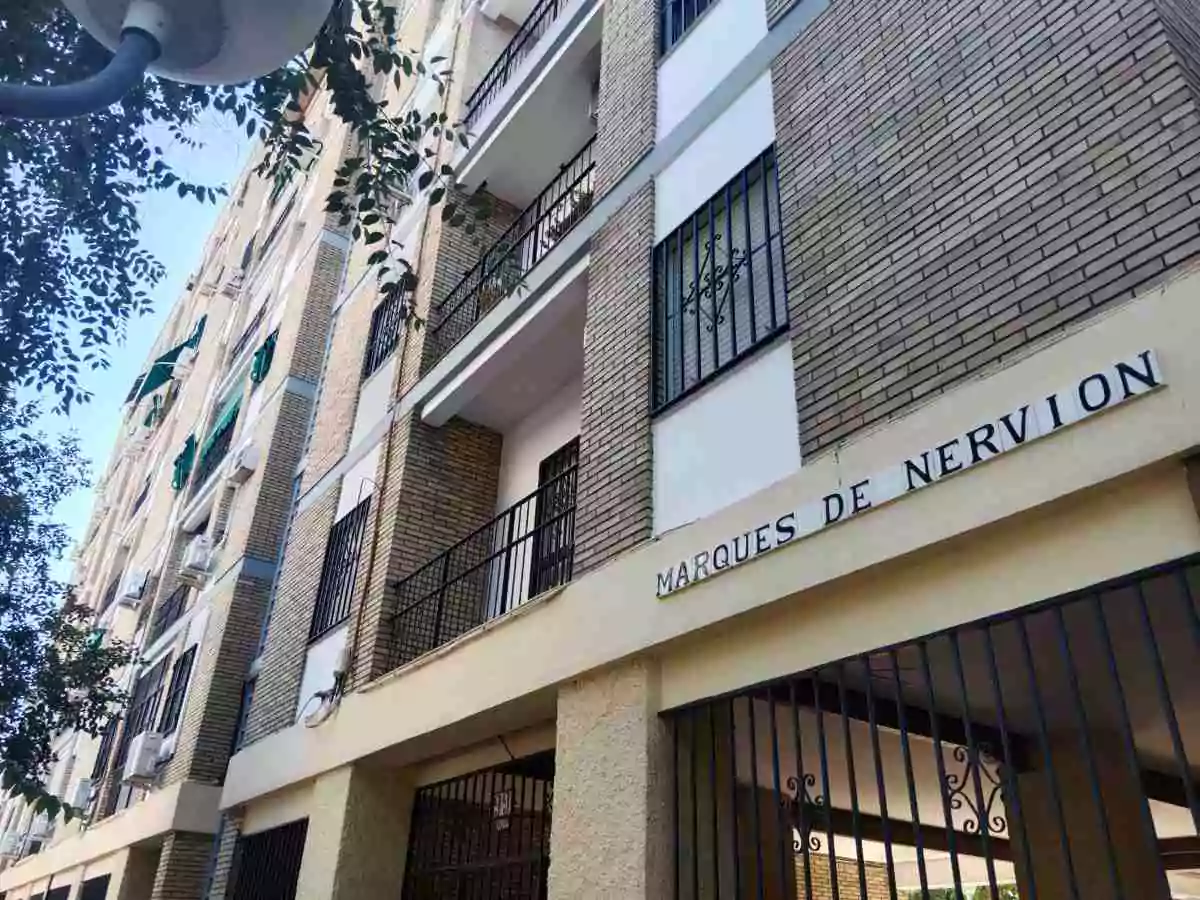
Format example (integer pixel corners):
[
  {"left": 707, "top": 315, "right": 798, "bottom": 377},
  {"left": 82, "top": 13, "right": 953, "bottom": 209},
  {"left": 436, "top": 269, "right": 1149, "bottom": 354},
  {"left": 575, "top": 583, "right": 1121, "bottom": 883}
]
[
  {"left": 309, "top": 497, "right": 372, "bottom": 642},
  {"left": 429, "top": 138, "right": 595, "bottom": 366},
  {"left": 384, "top": 461, "right": 578, "bottom": 674},
  {"left": 228, "top": 819, "right": 309, "bottom": 900},
  {"left": 361, "top": 288, "right": 409, "bottom": 381},
  {"left": 668, "top": 555, "right": 1200, "bottom": 900},
  {"left": 462, "top": 0, "right": 570, "bottom": 132},
  {"left": 652, "top": 146, "right": 788, "bottom": 413},
  {"left": 401, "top": 752, "right": 554, "bottom": 900},
  {"left": 146, "top": 584, "right": 189, "bottom": 645}
]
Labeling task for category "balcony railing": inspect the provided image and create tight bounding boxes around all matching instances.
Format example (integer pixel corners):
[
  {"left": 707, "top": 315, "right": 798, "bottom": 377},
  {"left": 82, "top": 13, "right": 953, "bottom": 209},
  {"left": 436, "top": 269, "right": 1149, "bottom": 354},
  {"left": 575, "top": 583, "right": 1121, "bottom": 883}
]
[
  {"left": 429, "top": 137, "right": 595, "bottom": 366},
  {"left": 191, "top": 411, "right": 239, "bottom": 497},
  {"left": 146, "top": 584, "right": 189, "bottom": 645},
  {"left": 382, "top": 462, "right": 578, "bottom": 674},
  {"left": 229, "top": 303, "right": 268, "bottom": 362},
  {"left": 361, "top": 286, "right": 410, "bottom": 381},
  {"left": 463, "top": 0, "right": 570, "bottom": 132}
]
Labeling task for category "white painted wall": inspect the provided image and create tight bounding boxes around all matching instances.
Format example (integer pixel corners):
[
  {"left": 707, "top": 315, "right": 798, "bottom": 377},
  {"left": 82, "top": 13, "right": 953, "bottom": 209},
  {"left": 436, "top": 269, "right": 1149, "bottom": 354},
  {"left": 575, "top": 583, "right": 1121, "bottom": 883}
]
[
  {"left": 336, "top": 440, "right": 381, "bottom": 519},
  {"left": 655, "top": 74, "right": 776, "bottom": 239},
  {"left": 656, "top": 0, "right": 767, "bottom": 139},
  {"left": 496, "top": 376, "right": 582, "bottom": 510},
  {"left": 351, "top": 356, "right": 396, "bottom": 449},
  {"left": 295, "top": 625, "right": 347, "bottom": 723},
  {"left": 653, "top": 340, "right": 800, "bottom": 534}
]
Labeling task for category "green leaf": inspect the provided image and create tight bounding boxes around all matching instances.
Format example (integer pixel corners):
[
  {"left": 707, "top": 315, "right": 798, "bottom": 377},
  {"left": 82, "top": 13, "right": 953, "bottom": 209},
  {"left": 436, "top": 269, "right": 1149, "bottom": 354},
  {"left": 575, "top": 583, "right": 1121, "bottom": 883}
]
[
  {"left": 429, "top": 187, "right": 445, "bottom": 205},
  {"left": 441, "top": 203, "right": 457, "bottom": 221},
  {"left": 367, "top": 250, "right": 389, "bottom": 265},
  {"left": 417, "top": 171, "right": 434, "bottom": 190}
]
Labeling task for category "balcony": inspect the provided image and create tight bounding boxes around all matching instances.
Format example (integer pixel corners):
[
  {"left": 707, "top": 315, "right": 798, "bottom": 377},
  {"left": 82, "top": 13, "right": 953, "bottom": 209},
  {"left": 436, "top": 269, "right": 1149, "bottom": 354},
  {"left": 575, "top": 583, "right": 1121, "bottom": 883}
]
[
  {"left": 429, "top": 137, "right": 595, "bottom": 368},
  {"left": 381, "top": 456, "right": 578, "bottom": 674}
]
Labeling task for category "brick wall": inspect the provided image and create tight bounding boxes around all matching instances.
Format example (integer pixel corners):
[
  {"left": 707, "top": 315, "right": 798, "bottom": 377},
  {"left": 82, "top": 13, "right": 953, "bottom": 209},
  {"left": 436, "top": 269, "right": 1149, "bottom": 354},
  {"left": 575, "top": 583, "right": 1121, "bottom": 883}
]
[
  {"left": 572, "top": 0, "right": 658, "bottom": 575},
  {"left": 773, "top": 0, "right": 1200, "bottom": 456},
  {"left": 149, "top": 831, "right": 211, "bottom": 900},
  {"left": 794, "top": 855, "right": 892, "bottom": 900},
  {"left": 245, "top": 490, "right": 338, "bottom": 743},
  {"left": 203, "top": 814, "right": 243, "bottom": 900}
]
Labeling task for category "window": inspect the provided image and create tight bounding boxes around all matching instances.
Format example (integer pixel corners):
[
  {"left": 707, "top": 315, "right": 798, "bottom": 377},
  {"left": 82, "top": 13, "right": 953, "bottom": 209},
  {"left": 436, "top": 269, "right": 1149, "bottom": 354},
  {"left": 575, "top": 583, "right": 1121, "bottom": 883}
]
[
  {"left": 231, "top": 677, "right": 257, "bottom": 754},
  {"left": 79, "top": 876, "right": 110, "bottom": 900},
  {"left": 309, "top": 498, "right": 372, "bottom": 641},
  {"left": 652, "top": 147, "right": 787, "bottom": 412},
  {"left": 660, "top": 0, "right": 715, "bottom": 54},
  {"left": 227, "top": 819, "right": 308, "bottom": 900},
  {"left": 529, "top": 439, "right": 579, "bottom": 597},
  {"left": 157, "top": 646, "right": 197, "bottom": 736},
  {"left": 112, "top": 655, "right": 171, "bottom": 772},
  {"left": 171, "top": 435, "right": 196, "bottom": 491}
]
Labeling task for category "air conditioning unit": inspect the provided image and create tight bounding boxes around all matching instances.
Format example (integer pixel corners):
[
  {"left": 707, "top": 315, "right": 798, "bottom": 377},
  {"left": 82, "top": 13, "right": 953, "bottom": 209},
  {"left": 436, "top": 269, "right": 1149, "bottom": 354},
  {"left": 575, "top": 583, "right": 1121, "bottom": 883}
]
[
  {"left": 69, "top": 778, "right": 93, "bottom": 811},
  {"left": 118, "top": 569, "right": 149, "bottom": 606},
  {"left": 122, "top": 732, "right": 163, "bottom": 784},
  {"left": 180, "top": 534, "right": 214, "bottom": 586},
  {"left": 227, "top": 440, "right": 260, "bottom": 485}
]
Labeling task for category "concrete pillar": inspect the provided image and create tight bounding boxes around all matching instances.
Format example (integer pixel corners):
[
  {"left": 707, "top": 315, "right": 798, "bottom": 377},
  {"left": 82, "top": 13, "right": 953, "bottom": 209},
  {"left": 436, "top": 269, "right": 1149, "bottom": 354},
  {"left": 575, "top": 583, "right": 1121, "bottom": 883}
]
[
  {"left": 114, "top": 847, "right": 159, "bottom": 900},
  {"left": 149, "top": 832, "right": 211, "bottom": 900},
  {"left": 548, "top": 658, "right": 673, "bottom": 899},
  {"left": 294, "top": 763, "right": 415, "bottom": 900},
  {"left": 1010, "top": 733, "right": 1167, "bottom": 900}
]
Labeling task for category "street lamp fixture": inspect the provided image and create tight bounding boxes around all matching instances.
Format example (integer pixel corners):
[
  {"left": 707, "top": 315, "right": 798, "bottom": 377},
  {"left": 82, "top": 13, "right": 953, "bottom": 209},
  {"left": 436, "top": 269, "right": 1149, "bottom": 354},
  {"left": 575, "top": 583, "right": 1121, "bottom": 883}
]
[{"left": 0, "top": 0, "right": 335, "bottom": 119}]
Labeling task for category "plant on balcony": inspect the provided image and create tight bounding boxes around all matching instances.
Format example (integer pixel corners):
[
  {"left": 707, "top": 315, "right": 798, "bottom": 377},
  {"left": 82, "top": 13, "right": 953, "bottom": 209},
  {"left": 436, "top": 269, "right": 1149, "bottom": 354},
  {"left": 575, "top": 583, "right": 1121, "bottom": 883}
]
[
  {"left": 545, "top": 185, "right": 595, "bottom": 244},
  {"left": 475, "top": 250, "right": 525, "bottom": 316}
]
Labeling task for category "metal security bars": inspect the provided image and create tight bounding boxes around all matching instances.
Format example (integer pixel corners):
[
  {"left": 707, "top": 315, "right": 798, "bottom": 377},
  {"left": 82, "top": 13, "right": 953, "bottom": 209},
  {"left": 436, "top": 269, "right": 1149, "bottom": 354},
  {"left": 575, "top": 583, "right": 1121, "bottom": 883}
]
[
  {"left": 191, "top": 408, "right": 239, "bottom": 495},
  {"left": 429, "top": 139, "right": 596, "bottom": 366},
  {"left": 401, "top": 752, "right": 555, "bottom": 900},
  {"left": 309, "top": 497, "right": 372, "bottom": 642},
  {"left": 230, "top": 302, "right": 268, "bottom": 362},
  {"left": 146, "top": 584, "right": 189, "bottom": 645},
  {"left": 112, "top": 656, "right": 170, "bottom": 772},
  {"left": 78, "top": 876, "right": 110, "bottom": 900},
  {"left": 383, "top": 447, "right": 578, "bottom": 674},
  {"left": 227, "top": 819, "right": 308, "bottom": 900},
  {"left": 361, "top": 287, "right": 410, "bottom": 381},
  {"left": 668, "top": 555, "right": 1200, "bottom": 900},
  {"left": 157, "top": 645, "right": 196, "bottom": 736},
  {"left": 462, "top": 0, "right": 568, "bottom": 131},
  {"left": 90, "top": 720, "right": 117, "bottom": 781},
  {"left": 660, "top": 0, "right": 714, "bottom": 54},
  {"left": 652, "top": 147, "right": 788, "bottom": 413}
]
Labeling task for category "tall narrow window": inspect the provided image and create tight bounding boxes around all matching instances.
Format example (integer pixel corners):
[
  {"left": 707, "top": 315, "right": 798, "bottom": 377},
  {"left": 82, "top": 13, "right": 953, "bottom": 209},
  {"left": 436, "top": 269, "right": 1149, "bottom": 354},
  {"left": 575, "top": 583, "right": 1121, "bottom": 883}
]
[
  {"left": 227, "top": 819, "right": 308, "bottom": 900},
  {"left": 157, "top": 646, "right": 196, "bottom": 736},
  {"left": 529, "top": 438, "right": 580, "bottom": 598},
  {"left": 309, "top": 498, "right": 371, "bottom": 641},
  {"left": 652, "top": 147, "right": 787, "bottom": 412}
]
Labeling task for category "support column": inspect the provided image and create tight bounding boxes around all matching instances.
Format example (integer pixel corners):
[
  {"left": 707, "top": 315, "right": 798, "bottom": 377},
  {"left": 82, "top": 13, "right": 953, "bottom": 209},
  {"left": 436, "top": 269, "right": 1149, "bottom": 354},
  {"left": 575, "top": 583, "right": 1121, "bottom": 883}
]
[
  {"left": 548, "top": 658, "right": 673, "bottom": 899},
  {"left": 294, "top": 763, "right": 415, "bottom": 900},
  {"left": 149, "top": 832, "right": 210, "bottom": 900},
  {"left": 1010, "top": 733, "right": 1168, "bottom": 900}
]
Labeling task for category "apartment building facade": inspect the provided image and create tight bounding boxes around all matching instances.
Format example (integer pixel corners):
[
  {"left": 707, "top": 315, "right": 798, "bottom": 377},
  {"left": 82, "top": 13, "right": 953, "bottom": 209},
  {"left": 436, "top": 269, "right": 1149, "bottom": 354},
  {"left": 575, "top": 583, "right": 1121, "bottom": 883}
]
[
  {"left": 0, "top": 79, "right": 355, "bottom": 900},
  {"left": 9, "top": 0, "right": 1200, "bottom": 897}
]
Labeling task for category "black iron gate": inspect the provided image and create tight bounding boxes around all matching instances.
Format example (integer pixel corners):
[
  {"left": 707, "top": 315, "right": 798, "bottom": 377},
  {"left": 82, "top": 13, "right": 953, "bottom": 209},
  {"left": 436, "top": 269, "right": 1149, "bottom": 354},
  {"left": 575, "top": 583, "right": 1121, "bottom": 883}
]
[
  {"left": 669, "top": 556, "right": 1200, "bottom": 900},
  {"left": 401, "top": 751, "right": 554, "bottom": 900}
]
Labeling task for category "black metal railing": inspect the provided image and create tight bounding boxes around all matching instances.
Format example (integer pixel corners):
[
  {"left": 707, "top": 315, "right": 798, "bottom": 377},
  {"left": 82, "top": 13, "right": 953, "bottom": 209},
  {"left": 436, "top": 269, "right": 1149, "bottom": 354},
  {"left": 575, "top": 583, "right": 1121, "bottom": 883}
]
[
  {"left": 309, "top": 497, "right": 372, "bottom": 642},
  {"left": 156, "top": 645, "right": 196, "bottom": 736},
  {"left": 90, "top": 720, "right": 118, "bottom": 780},
  {"left": 361, "top": 287, "right": 410, "bottom": 381},
  {"left": 146, "top": 584, "right": 189, "bottom": 645},
  {"left": 669, "top": 554, "right": 1200, "bottom": 900},
  {"left": 230, "top": 303, "right": 268, "bottom": 362},
  {"left": 228, "top": 819, "right": 308, "bottom": 900},
  {"left": 110, "top": 655, "right": 170, "bottom": 779},
  {"left": 463, "top": 0, "right": 570, "bottom": 132},
  {"left": 660, "top": 0, "right": 714, "bottom": 54},
  {"left": 652, "top": 146, "right": 788, "bottom": 413},
  {"left": 384, "top": 463, "right": 577, "bottom": 674},
  {"left": 191, "top": 411, "right": 239, "bottom": 496},
  {"left": 401, "top": 752, "right": 554, "bottom": 900},
  {"left": 429, "top": 138, "right": 595, "bottom": 367}
]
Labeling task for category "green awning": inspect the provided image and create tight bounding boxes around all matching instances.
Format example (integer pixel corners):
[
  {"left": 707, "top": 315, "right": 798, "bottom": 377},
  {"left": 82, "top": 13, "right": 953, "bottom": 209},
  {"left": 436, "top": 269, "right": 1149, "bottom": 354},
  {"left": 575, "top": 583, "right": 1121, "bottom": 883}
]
[
  {"left": 249, "top": 331, "right": 278, "bottom": 385},
  {"left": 171, "top": 435, "right": 196, "bottom": 492},
  {"left": 133, "top": 316, "right": 208, "bottom": 403},
  {"left": 200, "top": 393, "right": 242, "bottom": 460}
]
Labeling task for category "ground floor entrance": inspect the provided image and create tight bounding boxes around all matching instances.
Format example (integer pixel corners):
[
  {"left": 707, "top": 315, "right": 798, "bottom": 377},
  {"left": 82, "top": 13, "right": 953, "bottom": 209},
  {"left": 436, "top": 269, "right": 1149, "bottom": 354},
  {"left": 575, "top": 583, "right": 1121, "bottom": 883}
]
[{"left": 668, "top": 555, "right": 1200, "bottom": 899}]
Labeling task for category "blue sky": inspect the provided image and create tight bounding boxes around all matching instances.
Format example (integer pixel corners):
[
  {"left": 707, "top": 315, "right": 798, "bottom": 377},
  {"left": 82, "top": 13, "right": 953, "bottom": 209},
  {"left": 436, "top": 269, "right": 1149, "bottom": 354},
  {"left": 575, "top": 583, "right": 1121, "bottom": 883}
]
[{"left": 41, "top": 114, "right": 251, "bottom": 580}]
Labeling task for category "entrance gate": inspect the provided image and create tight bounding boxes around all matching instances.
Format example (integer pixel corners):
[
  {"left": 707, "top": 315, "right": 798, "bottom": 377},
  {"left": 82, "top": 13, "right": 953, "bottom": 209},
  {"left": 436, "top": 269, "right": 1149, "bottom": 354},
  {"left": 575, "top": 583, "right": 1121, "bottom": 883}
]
[
  {"left": 669, "top": 556, "right": 1200, "bottom": 899},
  {"left": 401, "top": 751, "right": 554, "bottom": 900}
]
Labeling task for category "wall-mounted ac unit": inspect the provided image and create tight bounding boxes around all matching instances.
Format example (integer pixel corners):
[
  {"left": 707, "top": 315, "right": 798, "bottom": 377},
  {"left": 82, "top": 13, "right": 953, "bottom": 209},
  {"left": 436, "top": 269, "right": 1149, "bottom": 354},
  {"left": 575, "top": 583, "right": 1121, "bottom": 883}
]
[
  {"left": 118, "top": 569, "right": 149, "bottom": 606},
  {"left": 69, "top": 777, "right": 93, "bottom": 811},
  {"left": 179, "top": 534, "right": 214, "bottom": 586},
  {"left": 123, "top": 732, "right": 163, "bottom": 784},
  {"left": 227, "top": 440, "right": 260, "bottom": 485}
]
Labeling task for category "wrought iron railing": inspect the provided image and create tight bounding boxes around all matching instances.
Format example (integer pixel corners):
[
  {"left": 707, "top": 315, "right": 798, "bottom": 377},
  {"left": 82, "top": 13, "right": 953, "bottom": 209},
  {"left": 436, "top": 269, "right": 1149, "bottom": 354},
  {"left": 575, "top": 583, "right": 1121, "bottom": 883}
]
[
  {"left": 361, "top": 287, "right": 410, "bottom": 381},
  {"left": 191, "top": 412, "right": 239, "bottom": 496},
  {"left": 146, "top": 584, "right": 189, "bottom": 645},
  {"left": 383, "top": 463, "right": 577, "bottom": 674},
  {"left": 428, "top": 138, "right": 596, "bottom": 367},
  {"left": 309, "top": 497, "right": 372, "bottom": 642},
  {"left": 462, "top": 0, "right": 570, "bottom": 132},
  {"left": 229, "top": 303, "right": 268, "bottom": 362}
]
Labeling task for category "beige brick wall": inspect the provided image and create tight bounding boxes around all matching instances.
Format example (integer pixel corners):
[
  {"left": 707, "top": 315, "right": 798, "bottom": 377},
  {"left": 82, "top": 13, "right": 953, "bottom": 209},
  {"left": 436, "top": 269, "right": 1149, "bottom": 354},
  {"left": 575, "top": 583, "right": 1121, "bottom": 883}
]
[
  {"left": 149, "top": 832, "right": 211, "bottom": 900},
  {"left": 794, "top": 855, "right": 892, "bottom": 900},
  {"left": 202, "top": 814, "right": 243, "bottom": 900},
  {"left": 774, "top": 0, "right": 1200, "bottom": 455}
]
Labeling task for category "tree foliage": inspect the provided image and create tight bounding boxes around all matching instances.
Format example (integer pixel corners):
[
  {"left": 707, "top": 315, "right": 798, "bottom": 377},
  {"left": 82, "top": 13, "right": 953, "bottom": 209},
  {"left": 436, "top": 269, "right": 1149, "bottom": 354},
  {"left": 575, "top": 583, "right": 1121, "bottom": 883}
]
[{"left": 0, "top": 398, "right": 132, "bottom": 819}]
